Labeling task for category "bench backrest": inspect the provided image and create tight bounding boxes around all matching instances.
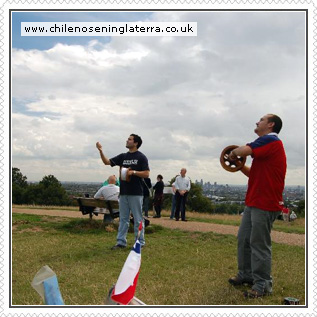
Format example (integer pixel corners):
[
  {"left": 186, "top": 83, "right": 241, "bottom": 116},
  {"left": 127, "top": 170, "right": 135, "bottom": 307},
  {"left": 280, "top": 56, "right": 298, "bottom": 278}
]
[{"left": 75, "top": 197, "right": 119, "bottom": 209}]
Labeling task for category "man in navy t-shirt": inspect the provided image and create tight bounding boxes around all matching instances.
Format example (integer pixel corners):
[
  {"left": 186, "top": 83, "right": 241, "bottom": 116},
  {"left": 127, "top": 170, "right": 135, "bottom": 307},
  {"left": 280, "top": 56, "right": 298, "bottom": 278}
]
[
  {"left": 227, "top": 114, "right": 287, "bottom": 298},
  {"left": 96, "top": 134, "right": 150, "bottom": 249}
]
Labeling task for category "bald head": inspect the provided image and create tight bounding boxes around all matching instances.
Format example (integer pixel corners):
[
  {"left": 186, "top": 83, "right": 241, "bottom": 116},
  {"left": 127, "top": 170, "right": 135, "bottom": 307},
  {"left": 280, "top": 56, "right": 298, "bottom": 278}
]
[{"left": 108, "top": 175, "right": 117, "bottom": 184}]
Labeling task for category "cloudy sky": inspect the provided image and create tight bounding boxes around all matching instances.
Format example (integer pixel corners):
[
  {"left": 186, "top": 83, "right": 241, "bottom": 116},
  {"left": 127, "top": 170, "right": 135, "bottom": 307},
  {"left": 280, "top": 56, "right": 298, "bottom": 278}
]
[{"left": 12, "top": 10, "right": 306, "bottom": 186}]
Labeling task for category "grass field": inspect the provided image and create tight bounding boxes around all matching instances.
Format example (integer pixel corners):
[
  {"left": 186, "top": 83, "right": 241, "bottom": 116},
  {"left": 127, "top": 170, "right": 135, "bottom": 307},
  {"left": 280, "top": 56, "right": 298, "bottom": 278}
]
[{"left": 12, "top": 212, "right": 305, "bottom": 306}]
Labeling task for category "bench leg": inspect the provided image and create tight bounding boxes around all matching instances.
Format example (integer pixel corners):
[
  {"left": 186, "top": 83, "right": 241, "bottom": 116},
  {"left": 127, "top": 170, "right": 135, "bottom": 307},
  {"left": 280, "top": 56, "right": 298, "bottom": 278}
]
[{"left": 103, "top": 214, "right": 114, "bottom": 224}]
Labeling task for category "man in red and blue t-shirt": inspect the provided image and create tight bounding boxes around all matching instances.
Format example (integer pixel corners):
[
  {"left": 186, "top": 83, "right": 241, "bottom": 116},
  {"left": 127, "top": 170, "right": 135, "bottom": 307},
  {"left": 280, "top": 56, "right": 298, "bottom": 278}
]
[{"left": 227, "top": 114, "right": 287, "bottom": 298}]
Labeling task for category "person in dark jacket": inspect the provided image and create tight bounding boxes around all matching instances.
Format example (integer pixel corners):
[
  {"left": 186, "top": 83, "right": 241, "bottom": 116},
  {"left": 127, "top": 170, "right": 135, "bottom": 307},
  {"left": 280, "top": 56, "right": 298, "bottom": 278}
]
[{"left": 153, "top": 174, "right": 164, "bottom": 218}]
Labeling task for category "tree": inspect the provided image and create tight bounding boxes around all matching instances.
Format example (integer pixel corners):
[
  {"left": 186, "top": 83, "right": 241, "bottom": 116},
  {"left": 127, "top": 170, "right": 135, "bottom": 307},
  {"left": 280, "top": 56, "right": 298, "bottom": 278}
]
[
  {"left": 215, "top": 203, "right": 244, "bottom": 215},
  {"left": 12, "top": 167, "right": 28, "bottom": 187},
  {"left": 24, "top": 183, "right": 42, "bottom": 205},
  {"left": 12, "top": 169, "right": 71, "bottom": 206},
  {"left": 36, "top": 175, "right": 71, "bottom": 206},
  {"left": 295, "top": 200, "right": 305, "bottom": 218},
  {"left": 186, "top": 182, "right": 215, "bottom": 213},
  {"left": 39, "top": 175, "right": 61, "bottom": 188},
  {"left": 214, "top": 203, "right": 229, "bottom": 214},
  {"left": 12, "top": 167, "right": 28, "bottom": 204}
]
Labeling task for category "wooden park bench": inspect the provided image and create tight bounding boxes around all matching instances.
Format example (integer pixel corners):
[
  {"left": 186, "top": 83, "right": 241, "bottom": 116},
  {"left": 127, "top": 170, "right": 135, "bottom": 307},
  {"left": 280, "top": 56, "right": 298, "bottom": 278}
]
[
  {"left": 74, "top": 197, "right": 150, "bottom": 227},
  {"left": 74, "top": 197, "right": 119, "bottom": 223}
]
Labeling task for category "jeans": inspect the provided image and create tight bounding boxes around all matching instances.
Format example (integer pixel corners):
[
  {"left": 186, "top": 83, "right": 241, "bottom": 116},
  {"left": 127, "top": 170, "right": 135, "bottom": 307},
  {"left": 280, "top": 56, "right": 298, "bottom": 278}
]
[
  {"left": 237, "top": 206, "right": 279, "bottom": 294},
  {"left": 117, "top": 195, "right": 145, "bottom": 246},
  {"left": 143, "top": 195, "right": 150, "bottom": 217}
]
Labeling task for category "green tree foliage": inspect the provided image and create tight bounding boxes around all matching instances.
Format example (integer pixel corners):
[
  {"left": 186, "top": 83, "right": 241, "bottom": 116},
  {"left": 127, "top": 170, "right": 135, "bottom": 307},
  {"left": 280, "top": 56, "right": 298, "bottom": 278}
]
[
  {"left": 12, "top": 167, "right": 28, "bottom": 187},
  {"left": 24, "top": 184, "right": 42, "bottom": 205},
  {"left": 12, "top": 168, "right": 71, "bottom": 206},
  {"left": 186, "top": 183, "right": 214, "bottom": 213},
  {"left": 295, "top": 200, "right": 305, "bottom": 218},
  {"left": 40, "top": 175, "right": 61, "bottom": 188},
  {"left": 214, "top": 203, "right": 244, "bottom": 215},
  {"left": 12, "top": 167, "right": 28, "bottom": 204},
  {"left": 35, "top": 175, "right": 70, "bottom": 206}
]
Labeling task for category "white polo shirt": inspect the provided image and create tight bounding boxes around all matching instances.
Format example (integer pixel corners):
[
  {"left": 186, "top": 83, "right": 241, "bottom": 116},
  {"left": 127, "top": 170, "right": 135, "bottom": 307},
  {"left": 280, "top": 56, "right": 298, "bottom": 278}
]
[
  {"left": 94, "top": 184, "right": 120, "bottom": 201},
  {"left": 174, "top": 175, "right": 191, "bottom": 191}
]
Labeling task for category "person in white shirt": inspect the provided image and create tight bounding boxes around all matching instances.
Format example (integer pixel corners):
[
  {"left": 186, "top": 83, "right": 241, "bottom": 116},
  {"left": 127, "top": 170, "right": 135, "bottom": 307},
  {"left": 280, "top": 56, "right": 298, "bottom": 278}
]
[
  {"left": 174, "top": 168, "right": 191, "bottom": 221},
  {"left": 290, "top": 210, "right": 297, "bottom": 221},
  {"left": 94, "top": 175, "right": 120, "bottom": 201}
]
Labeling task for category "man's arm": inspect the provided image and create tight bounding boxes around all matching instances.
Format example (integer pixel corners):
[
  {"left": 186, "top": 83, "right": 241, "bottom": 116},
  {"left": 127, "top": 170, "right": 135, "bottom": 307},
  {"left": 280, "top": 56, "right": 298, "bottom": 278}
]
[
  {"left": 229, "top": 145, "right": 252, "bottom": 158},
  {"left": 228, "top": 145, "right": 252, "bottom": 178},
  {"left": 96, "top": 142, "right": 111, "bottom": 165},
  {"left": 94, "top": 187, "right": 103, "bottom": 199},
  {"left": 127, "top": 170, "right": 150, "bottom": 178}
]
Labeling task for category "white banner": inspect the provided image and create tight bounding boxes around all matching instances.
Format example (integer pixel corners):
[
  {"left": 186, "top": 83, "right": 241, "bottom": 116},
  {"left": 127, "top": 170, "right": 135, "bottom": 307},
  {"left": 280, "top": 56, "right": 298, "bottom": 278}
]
[{"left": 21, "top": 22, "right": 197, "bottom": 36}]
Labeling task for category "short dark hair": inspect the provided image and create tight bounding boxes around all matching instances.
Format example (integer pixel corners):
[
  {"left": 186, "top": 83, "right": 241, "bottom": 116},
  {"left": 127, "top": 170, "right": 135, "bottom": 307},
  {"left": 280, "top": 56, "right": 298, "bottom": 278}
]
[
  {"left": 130, "top": 134, "right": 142, "bottom": 148},
  {"left": 267, "top": 114, "right": 283, "bottom": 134},
  {"left": 157, "top": 174, "right": 163, "bottom": 180}
]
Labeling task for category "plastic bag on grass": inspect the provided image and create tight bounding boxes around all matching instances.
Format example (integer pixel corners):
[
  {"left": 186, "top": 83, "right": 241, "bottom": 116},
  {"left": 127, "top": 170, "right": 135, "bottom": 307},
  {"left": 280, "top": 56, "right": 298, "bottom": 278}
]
[{"left": 31, "top": 265, "right": 64, "bottom": 305}]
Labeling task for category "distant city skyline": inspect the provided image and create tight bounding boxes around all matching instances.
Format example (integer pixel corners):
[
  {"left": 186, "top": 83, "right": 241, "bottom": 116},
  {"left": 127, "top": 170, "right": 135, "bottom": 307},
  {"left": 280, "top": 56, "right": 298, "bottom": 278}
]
[{"left": 30, "top": 178, "right": 305, "bottom": 189}]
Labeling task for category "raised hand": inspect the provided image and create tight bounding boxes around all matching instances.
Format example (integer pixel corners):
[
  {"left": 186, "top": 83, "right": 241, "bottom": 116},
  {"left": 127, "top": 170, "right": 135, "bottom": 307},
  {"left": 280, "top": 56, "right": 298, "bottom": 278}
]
[{"left": 96, "top": 142, "right": 102, "bottom": 151}]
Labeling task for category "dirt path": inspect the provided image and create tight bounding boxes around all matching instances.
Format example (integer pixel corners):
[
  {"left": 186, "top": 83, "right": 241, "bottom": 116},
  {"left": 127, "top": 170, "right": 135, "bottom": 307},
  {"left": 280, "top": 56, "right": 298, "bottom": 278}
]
[
  {"left": 150, "top": 217, "right": 305, "bottom": 247},
  {"left": 12, "top": 208, "right": 305, "bottom": 247}
]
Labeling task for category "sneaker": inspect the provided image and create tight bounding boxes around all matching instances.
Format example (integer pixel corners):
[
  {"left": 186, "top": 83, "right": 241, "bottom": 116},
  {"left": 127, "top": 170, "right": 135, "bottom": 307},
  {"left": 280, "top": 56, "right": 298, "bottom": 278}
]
[
  {"left": 243, "top": 289, "right": 270, "bottom": 298},
  {"left": 228, "top": 276, "right": 253, "bottom": 286},
  {"left": 111, "top": 244, "right": 126, "bottom": 250}
]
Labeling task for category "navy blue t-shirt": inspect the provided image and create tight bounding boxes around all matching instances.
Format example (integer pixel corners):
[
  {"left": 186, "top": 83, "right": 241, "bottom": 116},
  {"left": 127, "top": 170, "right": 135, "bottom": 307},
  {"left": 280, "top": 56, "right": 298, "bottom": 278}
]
[{"left": 110, "top": 151, "right": 150, "bottom": 196}]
